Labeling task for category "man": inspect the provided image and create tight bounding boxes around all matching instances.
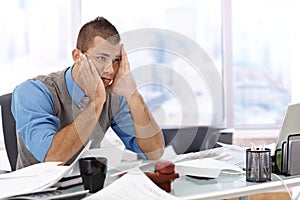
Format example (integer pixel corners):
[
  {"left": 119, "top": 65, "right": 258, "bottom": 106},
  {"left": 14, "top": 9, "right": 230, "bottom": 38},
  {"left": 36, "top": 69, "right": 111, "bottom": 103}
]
[{"left": 11, "top": 16, "right": 164, "bottom": 169}]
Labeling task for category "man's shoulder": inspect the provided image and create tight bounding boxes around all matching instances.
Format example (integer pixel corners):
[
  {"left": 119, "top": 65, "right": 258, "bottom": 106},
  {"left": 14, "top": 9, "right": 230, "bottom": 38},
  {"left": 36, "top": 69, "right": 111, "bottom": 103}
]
[
  {"left": 13, "top": 79, "right": 52, "bottom": 101},
  {"left": 14, "top": 79, "right": 45, "bottom": 93},
  {"left": 14, "top": 67, "right": 68, "bottom": 93},
  {"left": 34, "top": 68, "right": 68, "bottom": 82}
]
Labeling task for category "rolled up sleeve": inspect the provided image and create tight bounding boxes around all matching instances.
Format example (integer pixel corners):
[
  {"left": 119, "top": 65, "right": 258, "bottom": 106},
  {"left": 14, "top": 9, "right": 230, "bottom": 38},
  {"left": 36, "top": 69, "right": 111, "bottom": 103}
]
[{"left": 11, "top": 80, "right": 60, "bottom": 162}]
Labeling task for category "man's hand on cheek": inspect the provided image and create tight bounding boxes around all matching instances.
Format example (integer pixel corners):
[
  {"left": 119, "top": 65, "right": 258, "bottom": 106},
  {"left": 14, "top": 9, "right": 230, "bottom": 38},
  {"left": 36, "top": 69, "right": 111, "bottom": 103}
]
[
  {"left": 106, "top": 45, "right": 137, "bottom": 100},
  {"left": 74, "top": 53, "right": 106, "bottom": 104},
  {"left": 107, "top": 72, "right": 137, "bottom": 99}
]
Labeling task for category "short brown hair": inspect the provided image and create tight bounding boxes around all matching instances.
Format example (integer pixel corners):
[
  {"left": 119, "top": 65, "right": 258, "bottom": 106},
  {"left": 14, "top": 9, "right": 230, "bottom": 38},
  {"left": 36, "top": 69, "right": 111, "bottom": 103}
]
[{"left": 76, "top": 16, "right": 120, "bottom": 52}]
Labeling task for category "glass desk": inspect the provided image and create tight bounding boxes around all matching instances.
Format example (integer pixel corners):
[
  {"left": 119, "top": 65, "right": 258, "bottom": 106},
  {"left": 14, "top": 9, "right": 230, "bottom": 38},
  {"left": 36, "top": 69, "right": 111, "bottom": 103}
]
[
  {"left": 60, "top": 171, "right": 300, "bottom": 200},
  {"left": 172, "top": 173, "right": 300, "bottom": 200}
]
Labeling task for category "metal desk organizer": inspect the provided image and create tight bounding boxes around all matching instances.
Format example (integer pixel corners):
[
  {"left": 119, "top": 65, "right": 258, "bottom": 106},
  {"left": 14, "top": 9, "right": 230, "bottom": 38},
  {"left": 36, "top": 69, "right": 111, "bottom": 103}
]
[
  {"left": 246, "top": 148, "right": 271, "bottom": 182},
  {"left": 278, "top": 133, "right": 300, "bottom": 176}
]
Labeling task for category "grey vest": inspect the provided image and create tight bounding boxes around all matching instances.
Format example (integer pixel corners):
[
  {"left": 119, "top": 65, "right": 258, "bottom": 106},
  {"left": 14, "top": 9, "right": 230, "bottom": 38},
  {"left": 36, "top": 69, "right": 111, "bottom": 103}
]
[{"left": 16, "top": 68, "right": 119, "bottom": 169}]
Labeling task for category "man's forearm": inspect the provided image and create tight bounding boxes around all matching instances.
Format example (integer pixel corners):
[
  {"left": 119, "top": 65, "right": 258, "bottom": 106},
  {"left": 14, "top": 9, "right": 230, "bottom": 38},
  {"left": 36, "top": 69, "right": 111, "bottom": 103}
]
[
  {"left": 44, "top": 100, "right": 103, "bottom": 164},
  {"left": 127, "top": 91, "right": 164, "bottom": 160}
]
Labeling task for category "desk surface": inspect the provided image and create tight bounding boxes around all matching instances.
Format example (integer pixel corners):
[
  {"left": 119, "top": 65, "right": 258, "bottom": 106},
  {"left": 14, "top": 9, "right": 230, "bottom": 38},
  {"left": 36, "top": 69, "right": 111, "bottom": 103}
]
[
  {"left": 56, "top": 146, "right": 300, "bottom": 200},
  {"left": 63, "top": 172, "right": 299, "bottom": 200},
  {"left": 172, "top": 173, "right": 299, "bottom": 200}
]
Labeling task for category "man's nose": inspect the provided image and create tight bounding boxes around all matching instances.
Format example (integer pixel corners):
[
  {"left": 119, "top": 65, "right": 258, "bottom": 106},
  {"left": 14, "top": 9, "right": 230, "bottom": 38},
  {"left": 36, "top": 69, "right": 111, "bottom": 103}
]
[{"left": 103, "top": 62, "right": 114, "bottom": 74}]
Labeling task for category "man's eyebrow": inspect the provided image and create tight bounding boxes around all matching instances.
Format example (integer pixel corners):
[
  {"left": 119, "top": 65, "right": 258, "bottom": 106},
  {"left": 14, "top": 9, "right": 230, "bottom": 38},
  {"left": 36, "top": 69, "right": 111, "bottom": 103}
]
[{"left": 97, "top": 53, "right": 109, "bottom": 57}]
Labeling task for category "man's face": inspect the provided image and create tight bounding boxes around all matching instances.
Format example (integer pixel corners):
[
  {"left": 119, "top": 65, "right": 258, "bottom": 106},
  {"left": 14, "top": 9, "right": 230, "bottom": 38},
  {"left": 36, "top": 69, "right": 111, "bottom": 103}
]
[{"left": 87, "top": 36, "right": 121, "bottom": 88}]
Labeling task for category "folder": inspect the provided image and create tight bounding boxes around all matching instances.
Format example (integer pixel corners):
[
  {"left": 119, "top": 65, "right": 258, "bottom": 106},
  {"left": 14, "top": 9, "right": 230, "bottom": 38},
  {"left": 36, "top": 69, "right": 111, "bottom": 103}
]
[
  {"left": 286, "top": 134, "right": 300, "bottom": 175},
  {"left": 278, "top": 133, "right": 300, "bottom": 176},
  {"left": 279, "top": 141, "right": 287, "bottom": 174}
]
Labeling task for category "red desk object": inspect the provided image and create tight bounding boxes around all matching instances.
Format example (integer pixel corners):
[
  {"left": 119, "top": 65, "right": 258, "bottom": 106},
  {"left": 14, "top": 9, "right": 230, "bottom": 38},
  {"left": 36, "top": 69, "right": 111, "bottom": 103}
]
[
  {"left": 119, "top": 160, "right": 179, "bottom": 193},
  {"left": 145, "top": 160, "right": 179, "bottom": 193}
]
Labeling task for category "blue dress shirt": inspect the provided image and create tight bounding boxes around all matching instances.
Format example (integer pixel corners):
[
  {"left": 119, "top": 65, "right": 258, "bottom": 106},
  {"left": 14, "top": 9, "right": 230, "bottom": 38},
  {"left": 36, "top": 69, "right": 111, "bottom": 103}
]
[{"left": 11, "top": 66, "right": 145, "bottom": 162}]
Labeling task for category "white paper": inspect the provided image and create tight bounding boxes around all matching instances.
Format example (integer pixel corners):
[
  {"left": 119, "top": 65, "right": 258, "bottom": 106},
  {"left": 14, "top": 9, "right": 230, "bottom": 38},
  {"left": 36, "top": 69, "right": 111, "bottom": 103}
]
[
  {"left": 160, "top": 145, "right": 178, "bottom": 161},
  {"left": 175, "top": 147, "right": 226, "bottom": 162},
  {"left": 0, "top": 105, "right": 12, "bottom": 171},
  {"left": 0, "top": 162, "right": 69, "bottom": 199},
  {"left": 161, "top": 145, "right": 226, "bottom": 163},
  {"left": 109, "top": 146, "right": 230, "bottom": 178},
  {"left": 65, "top": 144, "right": 125, "bottom": 178},
  {"left": 101, "top": 128, "right": 138, "bottom": 161},
  {"left": 84, "top": 168, "right": 181, "bottom": 200},
  {"left": 175, "top": 158, "right": 244, "bottom": 178},
  {"left": 81, "top": 146, "right": 124, "bottom": 169},
  {"left": 0, "top": 140, "right": 92, "bottom": 199}
]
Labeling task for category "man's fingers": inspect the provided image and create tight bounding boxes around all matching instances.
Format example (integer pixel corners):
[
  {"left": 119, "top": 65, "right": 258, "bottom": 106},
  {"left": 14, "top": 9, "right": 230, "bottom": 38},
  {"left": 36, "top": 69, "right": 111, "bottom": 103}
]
[
  {"left": 75, "top": 54, "right": 100, "bottom": 92},
  {"left": 121, "top": 45, "right": 129, "bottom": 70},
  {"left": 75, "top": 54, "right": 88, "bottom": 82}
]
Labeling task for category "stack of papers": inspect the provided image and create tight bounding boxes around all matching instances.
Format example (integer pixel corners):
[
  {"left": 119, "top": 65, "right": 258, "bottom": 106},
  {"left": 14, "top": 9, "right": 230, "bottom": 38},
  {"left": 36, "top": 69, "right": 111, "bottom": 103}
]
[
  {"left": 175, "top": 158, "right": 244, "bottom": 178},
  {"left": 0, "top": 141, "right": 92, "bottom": 199},
  {"left": 109, "top": 145, "right": 246, "bottom": 179},
  {"left": 84, "top": 168, "right": 181, "bottom": 200},
  {"left": 0, "top": 162, "right": 70, "bottom": 199},
  {"left": 161, "top": 144, "right": 245, "bottom": 178}
]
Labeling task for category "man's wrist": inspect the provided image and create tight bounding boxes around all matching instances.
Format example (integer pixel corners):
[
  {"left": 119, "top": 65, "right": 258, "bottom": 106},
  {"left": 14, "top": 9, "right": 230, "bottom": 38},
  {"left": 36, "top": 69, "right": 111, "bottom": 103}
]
[{"left": 126, "top": 90, "right": 142, "bottom": 103}]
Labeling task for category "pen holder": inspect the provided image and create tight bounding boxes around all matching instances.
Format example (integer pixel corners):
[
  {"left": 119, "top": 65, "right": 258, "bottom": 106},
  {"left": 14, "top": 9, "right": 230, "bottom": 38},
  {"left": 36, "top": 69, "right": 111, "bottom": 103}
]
[{"left": 246, "top": 148, "right": 271, "bottom": 182}]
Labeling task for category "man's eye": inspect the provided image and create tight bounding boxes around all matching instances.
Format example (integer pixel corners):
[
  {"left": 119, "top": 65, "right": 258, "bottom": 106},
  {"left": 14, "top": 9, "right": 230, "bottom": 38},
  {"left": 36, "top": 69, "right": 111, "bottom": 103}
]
[
  {"left": 97, "top": 56, "right": 106, "bottom": 61},
  {"left": 112, "top": 58, "right": 121, "bottom": 63}
]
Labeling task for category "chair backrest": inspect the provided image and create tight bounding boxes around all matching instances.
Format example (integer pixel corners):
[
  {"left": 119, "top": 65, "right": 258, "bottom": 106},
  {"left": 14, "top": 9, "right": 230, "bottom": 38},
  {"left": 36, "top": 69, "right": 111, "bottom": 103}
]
[
  {"left": 0, "top": 93, "right": 17, "bottom": 171},
  {"left": 162, "top": 126, "right": 223, "bottom": 154}
]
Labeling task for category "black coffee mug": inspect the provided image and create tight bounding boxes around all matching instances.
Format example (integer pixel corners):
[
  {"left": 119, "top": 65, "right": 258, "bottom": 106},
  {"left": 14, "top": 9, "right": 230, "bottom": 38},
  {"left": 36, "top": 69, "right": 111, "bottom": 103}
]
[{"left": 79, "top": 157, "right": 107, "bottom": 193}]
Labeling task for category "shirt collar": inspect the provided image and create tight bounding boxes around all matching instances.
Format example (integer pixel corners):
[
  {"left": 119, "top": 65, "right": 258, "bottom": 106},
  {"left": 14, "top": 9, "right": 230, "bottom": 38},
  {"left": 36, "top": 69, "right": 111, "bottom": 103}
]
[{"left": 65, "top": 66, "right": 85, "bottom": 105}]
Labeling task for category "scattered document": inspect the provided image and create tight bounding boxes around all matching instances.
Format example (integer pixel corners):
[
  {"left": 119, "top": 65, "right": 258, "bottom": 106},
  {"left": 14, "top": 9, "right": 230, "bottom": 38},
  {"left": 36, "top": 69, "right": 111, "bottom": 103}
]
[
  {"left": 84, "top": 168, "right": 181, "bottom": 200},
  {"left": 174, "top": 147, "right": 226, "bottom": 162},
  {"left": 216, "top": 142, "right": 246, "bottom": 168},
  {"left": 0, "top": 141, "right": 92, "bottom": 199},
  {"left": 161, "top": 144, "right": 246, "bottom": 178},
  {"left": 110, "top": 145, "right": 242, "bottom": 179},
  {"left": 101, "top": 128, "right": 138, "bottom": 161},
  {"left": 161, "top": 145, "right": 226, "bottom": 163},
  {"left": 175, "top": 158, "right": 243, "bottom": 178},
  {"left": 65, "top": 145, "right": 125, "bottom": 178},
  {"left": 0, "top": 162, "right": 69, "bottom": 199},
  {"left": 81, "top": 146, "right": 124, "bottom": 169}
]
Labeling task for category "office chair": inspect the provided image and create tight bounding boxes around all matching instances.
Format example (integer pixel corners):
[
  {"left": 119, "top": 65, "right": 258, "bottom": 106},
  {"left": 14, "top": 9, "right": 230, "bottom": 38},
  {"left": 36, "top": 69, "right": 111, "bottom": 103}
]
[
  {"left": 162, "top": 126, "right": 223, "bottom": 154},
  {"left": 0, "top": 93, "right": 17, "bottom": 171}
]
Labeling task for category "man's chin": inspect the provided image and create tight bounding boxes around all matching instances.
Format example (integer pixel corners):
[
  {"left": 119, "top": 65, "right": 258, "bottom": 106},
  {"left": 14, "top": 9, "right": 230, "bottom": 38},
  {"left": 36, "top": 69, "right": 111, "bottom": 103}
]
[{"left": 104, "top": 83, "right": 113, "bottom": 89}]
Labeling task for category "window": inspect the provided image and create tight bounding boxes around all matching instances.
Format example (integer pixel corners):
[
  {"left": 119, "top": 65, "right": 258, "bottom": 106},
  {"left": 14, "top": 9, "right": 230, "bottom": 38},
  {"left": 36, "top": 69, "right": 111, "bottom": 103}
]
[
  {"left": 81, "top": 0, "right": 223, "bottom": 128},
  {"left": 231, "top": 0, "right": 300, "bottom": 128},
  {"left": 0, "top": 0, "right": 73, "bottom": 94},
  {"left": 1, "top": 0, "right": 298, "bottom": 130}
]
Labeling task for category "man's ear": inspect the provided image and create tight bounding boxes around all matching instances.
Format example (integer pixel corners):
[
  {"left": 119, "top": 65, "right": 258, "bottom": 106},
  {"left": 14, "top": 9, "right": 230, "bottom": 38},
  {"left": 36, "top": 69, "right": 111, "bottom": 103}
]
[{"left": 72, "top": 49, "right": 81, "bottom": 61}]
